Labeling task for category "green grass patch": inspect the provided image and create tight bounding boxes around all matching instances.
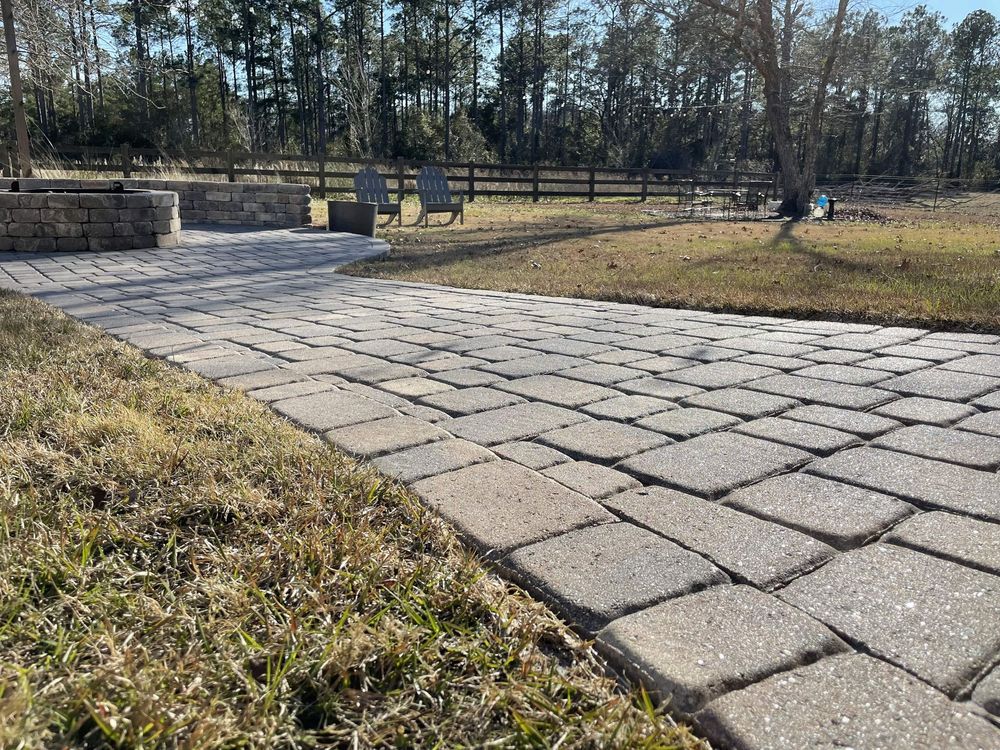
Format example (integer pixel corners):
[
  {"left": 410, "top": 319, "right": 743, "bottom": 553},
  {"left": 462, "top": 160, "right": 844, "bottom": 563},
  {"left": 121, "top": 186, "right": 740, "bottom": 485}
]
[{"left": 0, "top": 290, "right": 702, "bottom": 748}]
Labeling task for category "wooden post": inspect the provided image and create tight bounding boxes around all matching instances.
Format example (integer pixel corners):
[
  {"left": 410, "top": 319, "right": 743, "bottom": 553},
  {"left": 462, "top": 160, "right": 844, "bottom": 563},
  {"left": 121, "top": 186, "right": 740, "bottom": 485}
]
[
  {"left": 396, "top": 157, "right": 405, "bottom": 203},
  {"left": 641, "top": 169, "right": 649, "bottom": 202},
  {"left": 120, "top": 143, "right": 132, "bottom": 178},
  {"left": 932, "top": 176, "right": 940, "bottom": 212},
  {"left": 1, "top": 144, "right": 10, "bottom": 177},
  {"left": 317, "top": 152, "right": 327, "bottom": 198},
  {"left": 226, "top": 150, "right": 236, "bottom": 182},
  {"left": 468, "top": 164, "right": 476, "bottom": 202},
  {"left": 588, "top": 167, "right": 596, "bottom": 201},
  {"left": 532, "top": 165, "right": 540, "bottom": 202}
]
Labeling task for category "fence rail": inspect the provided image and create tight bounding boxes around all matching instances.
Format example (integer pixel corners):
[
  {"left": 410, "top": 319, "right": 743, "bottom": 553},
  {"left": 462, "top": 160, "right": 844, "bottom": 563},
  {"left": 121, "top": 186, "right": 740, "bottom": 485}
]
[
  {"left": 5, "top": 145, "right": 998, "bottom": 211},
  {"left": 1, "top": 144, "right": 780, "bottom": 203}
]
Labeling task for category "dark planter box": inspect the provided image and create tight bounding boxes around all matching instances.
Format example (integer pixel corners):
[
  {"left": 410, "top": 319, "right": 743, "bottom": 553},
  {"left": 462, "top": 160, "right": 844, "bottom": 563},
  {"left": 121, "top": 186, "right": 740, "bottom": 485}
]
[{"left": 327, "top": 200, "right": 377, "bottom": 237}]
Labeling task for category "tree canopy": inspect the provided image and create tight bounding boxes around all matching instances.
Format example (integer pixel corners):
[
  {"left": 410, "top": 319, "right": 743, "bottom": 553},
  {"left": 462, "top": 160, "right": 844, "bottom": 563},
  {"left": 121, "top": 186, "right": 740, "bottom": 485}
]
[{"left": 2, "top": 0, "right": 998, "bottom": 183}]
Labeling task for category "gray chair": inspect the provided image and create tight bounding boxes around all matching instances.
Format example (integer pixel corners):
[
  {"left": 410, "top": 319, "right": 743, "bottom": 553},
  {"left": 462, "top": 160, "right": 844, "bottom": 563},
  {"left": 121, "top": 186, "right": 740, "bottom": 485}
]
[
  {"left": 415, "top": 166, "right": 464, "bottom": 227},
  {"left": 354, "top": 166, "right": 402, "bottom": 227}
]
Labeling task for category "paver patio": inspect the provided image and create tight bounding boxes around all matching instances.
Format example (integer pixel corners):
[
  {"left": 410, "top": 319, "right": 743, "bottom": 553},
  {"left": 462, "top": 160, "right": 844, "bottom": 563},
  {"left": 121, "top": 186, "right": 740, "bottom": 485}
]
[{"left": 2, "top": 226, "right": 998, "bottom": 748}]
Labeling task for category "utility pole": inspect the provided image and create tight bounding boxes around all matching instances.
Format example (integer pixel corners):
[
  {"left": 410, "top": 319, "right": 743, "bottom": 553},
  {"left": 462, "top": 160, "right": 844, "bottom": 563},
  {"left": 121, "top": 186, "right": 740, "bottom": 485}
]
[{"left": 1, "top": 0, "right": 32, "bottom": 176}]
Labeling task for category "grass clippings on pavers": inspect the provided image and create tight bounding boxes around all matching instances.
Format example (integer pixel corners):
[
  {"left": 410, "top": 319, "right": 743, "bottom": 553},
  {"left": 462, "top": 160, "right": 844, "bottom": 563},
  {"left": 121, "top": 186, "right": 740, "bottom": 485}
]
[
  {"left": 0, "top": 290, "right": 703, "bottom": 749},
  {"left": 337, "top": 200, "right": 1000, "bottom": 332}
]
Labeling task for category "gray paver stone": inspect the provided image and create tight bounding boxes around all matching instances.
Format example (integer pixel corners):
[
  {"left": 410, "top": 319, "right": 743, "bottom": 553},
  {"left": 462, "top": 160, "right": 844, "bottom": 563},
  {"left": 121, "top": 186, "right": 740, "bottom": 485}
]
[
  {"left": 973, "top": 665, "right": 1000, "bottom": 717},
  {"left": 427, "top": 368, "right": 504, "bottom": 387},
  {"left": 541, "top": 461, "right": 641, "bottom": 499},
  {"left": 377, "top": 377, "right": 454, "bottom": 399},
  {"left": 614, "top": 378, "right": 705, "bottom": 400},
  {"left": 972, "top": 391, "right": 1000, "bottom": 410},
  {"left": 857, "top": 355, "right": 933, "bottom": 374},
  {"left": 371, "top": 438, "right": 496, "bottom": 483},
  {"left": 619, "top": 433, "right": 812, "bottom": 500},
  {"left": 503, "top": 523, "right": 728, "bottom": 633},
  {"left": 418, "top": 386, "right": 525, "bottom": 416},
  {"left": 872, "top": 396, "right": 979, "bottom": 426},
  {"left": 885, "top": 511, "right": 1000, "bottom": 576},
  {"left": 480, "top": 353, "right": 583, "bottom": 378},
  {"left": 722, "top": 472, "right": 914, "bottom": 550},
  {"left": 732, "top": 416, "right": 860, "bottom": 455},
  {"left": 579, "top": 394, "right": 677, "bottom": 422},
  {"left": 246, "top": 380, "right": 333, "bottom": 403},
  {"left": 604, "top": 487, "right": 836, "bottom": 588},
  {"left": 807, "top": 447, "right": 1000, "bottom": 522},
  {"left": 324, "top": 415, "right": 450, "bottom": 457},
  {"left": 216, "top": 368, "right": 302, "bottom": 391},
  {"left": 410, "top": 460, "right": 614, "bottom": 556},
  {"left": 699, "top": 653, "right": 1000, "bottom": 750},
  {"left": 744, "top": 374, "right": 896, "bottom": 410},
  {"left": 272, "top": 390, "right": 397, "bottom": 431},
  {"left": 871, "top": 423, "right": 1000, "bottom": 470},
  {"left": 778, "top": 543, "right": 1000, "bottom": 697},
  {"left": 557, "top": 363, "right": 651, "bottom": 385},
  {"left": 793, "top": 363, "right": 893, "bottom": 385},
  {"left": 781, "top": 404, "right": 902, "bottom": 438},
  {"left": 630, "top": 355, "right": 697, "bottom": 374},
  {"left": 802, "top": 348, "right": 870, "bottom": 364},
  {"left": 494, "top": 374, "right": 619, "bottom": 408},
  {"left": 663, "top": 362, "right": 779, "bottom": 389},
  {"left": 633, "top": 407, "right": 742, "bottom": 439},
  {"left": 185, "top": 354, "right": 274, "bottom": 379},
  {"left": 597, "top": 585, "right": 847, "bottom": 714},
  {"left": 441, "top": 402, "right": 589, "bottom": 446},
  {"left": 957, "top": 410, "right": 1000, "bottom": 437},
  {"left": 881, "top": 369, "right": 1000, "bottom": 401},
  {"left": 493, "top": 441, "right": 571, "bottom": 470},
  {"left": 940, "top": 353, "right": 1000, "bottom": 376},
  {"left": 681, "top": 388, "right": 799, "bottom": 419},
  {"left": 536, "top": 421, "right": 670, "bottom": 464}
]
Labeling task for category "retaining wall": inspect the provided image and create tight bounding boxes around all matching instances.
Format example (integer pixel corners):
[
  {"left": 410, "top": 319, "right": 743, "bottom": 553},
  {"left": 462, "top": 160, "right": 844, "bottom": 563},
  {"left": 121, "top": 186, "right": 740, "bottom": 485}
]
[
  {"left": 0, "top": 179, "right": 312, "bottom": 227},
  {"left": 0, "top": 190, "right": 180, "bottom": 252}
]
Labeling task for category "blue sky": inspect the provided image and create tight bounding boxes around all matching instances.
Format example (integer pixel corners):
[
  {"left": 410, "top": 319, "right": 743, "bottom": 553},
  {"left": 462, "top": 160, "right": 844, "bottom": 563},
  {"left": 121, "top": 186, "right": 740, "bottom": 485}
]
[{"left": 887, "top": 0, "right": 1000, "bottom": 24}]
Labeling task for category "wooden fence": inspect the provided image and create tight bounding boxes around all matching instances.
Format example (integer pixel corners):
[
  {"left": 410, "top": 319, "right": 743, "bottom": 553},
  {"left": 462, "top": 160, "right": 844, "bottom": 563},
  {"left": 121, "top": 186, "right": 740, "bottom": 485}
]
[
  {"left": 1, "top": 144, "right": 780, "bottom": 203},
  {"left": 11, "top": 144, "right": 994, "bottom": 210}
]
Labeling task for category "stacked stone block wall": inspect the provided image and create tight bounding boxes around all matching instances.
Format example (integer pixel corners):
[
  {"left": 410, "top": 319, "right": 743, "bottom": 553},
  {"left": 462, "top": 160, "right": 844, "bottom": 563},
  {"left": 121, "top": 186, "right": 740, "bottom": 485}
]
[
  {"left": 0, "top": 190, "right": 180, "bottom": 252},
  {"left": 0, "top": 179, "right": 311, "bottom": 227}
]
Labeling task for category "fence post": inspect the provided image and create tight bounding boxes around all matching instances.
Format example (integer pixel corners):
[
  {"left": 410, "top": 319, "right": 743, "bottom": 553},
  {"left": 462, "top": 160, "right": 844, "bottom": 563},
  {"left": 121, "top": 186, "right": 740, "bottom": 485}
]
[
  {"left": 120, "top": 144, "right": 132, "bottom": 178},
  {"left": 532, "top": 165, "right": 540, "bottom": 202},
  {"left": 932, "top": 177, "right": 940, "bottom": 212},
  {"left": 588, "top": 167, "right": 596, "bottom": 201},
  {"left": 396, "top": 157, "right": 405, "bottom": 203},
  {"left": 226, "top": 150, "right": 236, "bottom": 182},
  {"left": 317, "top": 152, "right": 327, "bottom": 198},
  {"left": 0, "top": 144, "right": 10, "bottom": 178},
  {"left": 468, "top": 164, "right": 476, "bottom": 202},
  {"left": 641, "top": 169, "right": 649, "bottom": 202}
]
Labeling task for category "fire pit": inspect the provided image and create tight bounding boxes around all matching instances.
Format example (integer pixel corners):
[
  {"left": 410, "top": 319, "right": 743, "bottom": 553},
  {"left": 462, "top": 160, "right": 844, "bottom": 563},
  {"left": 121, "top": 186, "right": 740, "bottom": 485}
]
[{"left": 0, "top": 180, "right": 181, "bottom": 252}]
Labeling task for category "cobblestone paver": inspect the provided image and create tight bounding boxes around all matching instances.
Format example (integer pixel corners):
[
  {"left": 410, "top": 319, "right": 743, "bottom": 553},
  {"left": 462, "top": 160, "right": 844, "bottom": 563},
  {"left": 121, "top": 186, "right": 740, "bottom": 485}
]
[{"left": 2, "top": 226, "right": 998, "bottom": 748}]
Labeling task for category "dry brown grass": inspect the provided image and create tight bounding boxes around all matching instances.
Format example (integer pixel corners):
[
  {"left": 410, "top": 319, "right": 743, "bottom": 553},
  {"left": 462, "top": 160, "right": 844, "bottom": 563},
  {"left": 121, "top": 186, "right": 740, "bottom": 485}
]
[
  {"left": 337, "top": 200, "right": 1000, "bottom": 332},
  {"left": 0, "top": 290, "right": 705, "bottom": 749}
]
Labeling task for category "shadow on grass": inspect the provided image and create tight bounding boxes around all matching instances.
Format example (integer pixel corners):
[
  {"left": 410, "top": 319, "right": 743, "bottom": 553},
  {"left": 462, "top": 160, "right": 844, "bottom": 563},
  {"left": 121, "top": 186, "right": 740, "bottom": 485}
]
[{"left": 368, "top": 218, "right": 693, "bottom": 273}]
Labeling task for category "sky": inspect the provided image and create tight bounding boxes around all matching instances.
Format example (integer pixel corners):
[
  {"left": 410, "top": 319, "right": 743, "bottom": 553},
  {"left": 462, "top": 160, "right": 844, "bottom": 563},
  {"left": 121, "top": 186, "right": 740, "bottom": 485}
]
[{"left": 881, "top": 0, "right": 1000, "bottom": 24}]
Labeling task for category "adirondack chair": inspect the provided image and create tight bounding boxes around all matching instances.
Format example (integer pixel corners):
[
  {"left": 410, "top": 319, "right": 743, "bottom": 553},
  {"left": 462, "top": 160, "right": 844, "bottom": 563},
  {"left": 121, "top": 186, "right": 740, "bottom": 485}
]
[
  {"left": 354, "top": 166, "right": 402, "bottom": 227},
  {"left": 415, "top": 166, "right": 464, "bottom": 227}
]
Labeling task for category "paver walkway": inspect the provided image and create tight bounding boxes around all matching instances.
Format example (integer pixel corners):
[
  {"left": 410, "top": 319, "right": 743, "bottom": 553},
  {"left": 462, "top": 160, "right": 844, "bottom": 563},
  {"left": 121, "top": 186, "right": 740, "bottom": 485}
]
[{"left": 2, "top": 226, "right": 999, "bottom": 749}]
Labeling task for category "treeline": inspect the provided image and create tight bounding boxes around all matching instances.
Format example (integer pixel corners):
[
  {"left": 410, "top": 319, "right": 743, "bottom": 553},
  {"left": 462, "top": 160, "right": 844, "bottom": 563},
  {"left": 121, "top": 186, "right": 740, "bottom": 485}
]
[{"left": 5, "top": 0, "right": 1000, "bottom": 178}]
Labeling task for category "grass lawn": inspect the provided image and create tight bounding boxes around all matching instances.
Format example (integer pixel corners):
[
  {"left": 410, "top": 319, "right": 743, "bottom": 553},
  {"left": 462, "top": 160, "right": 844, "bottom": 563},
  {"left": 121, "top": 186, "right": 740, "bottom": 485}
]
[
  {"left": 332, "top": 199, "right": 1000, "bottom": 331},
  {"left": 0, "top": 291, "right": 703, "bottom": 748}
]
